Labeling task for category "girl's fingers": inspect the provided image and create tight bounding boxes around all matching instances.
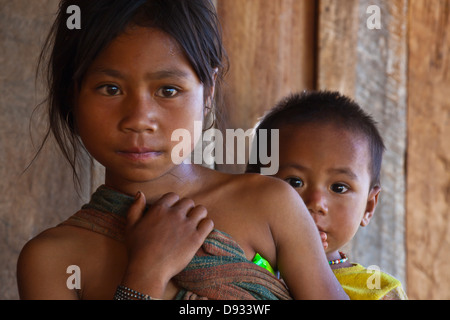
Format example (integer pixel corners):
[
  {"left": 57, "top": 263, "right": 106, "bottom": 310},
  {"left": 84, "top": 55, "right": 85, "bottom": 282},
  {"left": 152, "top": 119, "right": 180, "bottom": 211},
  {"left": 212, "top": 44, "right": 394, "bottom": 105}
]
[
  {"left": 126, "top": 191, "right": 147, "bottom": 228},
  {"left": 186, "top": 205, "right": 207, "bottom": 220},
  {"left": 196, "top": 217, "right": 214, "bottom": 236},
  {"left": 126, "top": 192, "right": 212, "bottom": 242},
  {"left": 319, "top": 231, "right": 328, "bottom": 249},
  {"left": 153, "top": 192, "right": 181, "bottom": 208},
  {"left": 171, "top": 198, "right": 196, "bottom": 214}
]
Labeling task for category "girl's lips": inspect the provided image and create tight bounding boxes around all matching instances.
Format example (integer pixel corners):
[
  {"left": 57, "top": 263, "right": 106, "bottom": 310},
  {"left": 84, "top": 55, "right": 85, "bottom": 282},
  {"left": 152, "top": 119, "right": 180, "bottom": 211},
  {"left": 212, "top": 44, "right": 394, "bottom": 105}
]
[{"left": 117, "top": 149, "right": 163, "bottom": 160}]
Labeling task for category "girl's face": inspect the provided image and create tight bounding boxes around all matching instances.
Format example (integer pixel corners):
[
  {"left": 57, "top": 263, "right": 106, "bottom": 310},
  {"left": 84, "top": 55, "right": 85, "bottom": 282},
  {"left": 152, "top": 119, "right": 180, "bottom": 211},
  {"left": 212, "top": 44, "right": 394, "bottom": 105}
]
[
  {"left": 274, "top": 123, "right": 379, "bottom": 254},
  {"left": 75, "top": 27, "right": 207, "bottom": 186}
]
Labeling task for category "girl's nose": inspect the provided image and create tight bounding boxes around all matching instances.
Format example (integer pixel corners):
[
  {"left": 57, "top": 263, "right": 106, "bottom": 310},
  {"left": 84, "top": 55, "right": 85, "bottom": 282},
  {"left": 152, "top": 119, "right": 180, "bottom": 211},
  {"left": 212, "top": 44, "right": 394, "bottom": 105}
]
[{"left": 119, "top": 94, "right": 158, "bottom": 133}]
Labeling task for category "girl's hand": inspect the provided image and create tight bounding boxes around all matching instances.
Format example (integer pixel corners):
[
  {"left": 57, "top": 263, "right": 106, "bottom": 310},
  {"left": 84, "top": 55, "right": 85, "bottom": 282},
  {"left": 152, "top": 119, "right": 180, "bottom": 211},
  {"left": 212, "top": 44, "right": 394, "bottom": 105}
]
[
  {"left": 121, "top": 191, "right": 214, "bottom": 298},
  {"left": 320, "top": 231, "right": 328, "bottom": 250}
]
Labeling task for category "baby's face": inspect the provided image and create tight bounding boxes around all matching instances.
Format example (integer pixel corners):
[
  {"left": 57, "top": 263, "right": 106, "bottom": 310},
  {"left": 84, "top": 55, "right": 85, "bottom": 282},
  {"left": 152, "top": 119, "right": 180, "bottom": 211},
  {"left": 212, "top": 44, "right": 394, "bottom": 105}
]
[{"left": 274, "top": 122, "right": 375, "bottom": 253}]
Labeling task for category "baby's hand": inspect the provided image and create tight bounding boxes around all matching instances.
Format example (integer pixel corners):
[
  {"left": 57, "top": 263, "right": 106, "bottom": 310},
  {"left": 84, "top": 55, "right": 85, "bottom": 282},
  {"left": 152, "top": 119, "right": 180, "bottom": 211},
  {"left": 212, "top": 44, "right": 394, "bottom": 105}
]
[
  {"left": 320, "top": 231, "right": 328, "bottom": 250},
  {"left": 122, "top": 192, "right": 214, "bottom": 297}
]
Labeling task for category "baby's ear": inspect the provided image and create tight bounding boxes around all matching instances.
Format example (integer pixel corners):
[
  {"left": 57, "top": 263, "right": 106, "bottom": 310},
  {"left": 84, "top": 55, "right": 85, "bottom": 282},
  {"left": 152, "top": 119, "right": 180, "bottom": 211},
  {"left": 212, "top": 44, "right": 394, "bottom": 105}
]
[{"left": 360, "top": 186, "right": 381, "bottom": 227}]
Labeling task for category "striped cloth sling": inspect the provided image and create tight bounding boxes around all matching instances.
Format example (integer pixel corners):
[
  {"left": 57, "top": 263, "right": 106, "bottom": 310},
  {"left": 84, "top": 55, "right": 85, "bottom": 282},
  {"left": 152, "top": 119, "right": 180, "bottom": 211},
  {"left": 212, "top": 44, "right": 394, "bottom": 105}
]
[{"left": 60, "top": 185, "right": 292, "bottom": 300}]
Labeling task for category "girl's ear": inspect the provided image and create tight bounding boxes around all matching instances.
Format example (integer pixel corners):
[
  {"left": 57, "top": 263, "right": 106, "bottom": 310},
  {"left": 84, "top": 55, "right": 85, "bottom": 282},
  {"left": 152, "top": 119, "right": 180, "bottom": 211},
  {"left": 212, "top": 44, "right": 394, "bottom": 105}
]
[{"left": 360, "top": 186, "right": 381, "bottom": 227}]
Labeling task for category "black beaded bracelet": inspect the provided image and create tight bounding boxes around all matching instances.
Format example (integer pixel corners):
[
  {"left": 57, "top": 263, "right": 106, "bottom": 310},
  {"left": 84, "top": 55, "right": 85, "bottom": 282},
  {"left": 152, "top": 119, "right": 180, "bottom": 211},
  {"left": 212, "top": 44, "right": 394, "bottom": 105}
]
[{"left": 114, "top": 285, "right": 160, "bottom": 300}]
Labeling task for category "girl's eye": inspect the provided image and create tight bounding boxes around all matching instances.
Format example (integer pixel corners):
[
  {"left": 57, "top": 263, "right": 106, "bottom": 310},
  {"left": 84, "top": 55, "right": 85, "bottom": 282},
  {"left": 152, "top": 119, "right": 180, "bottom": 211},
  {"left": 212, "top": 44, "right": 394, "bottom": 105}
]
[
  {"left": 156, "top": 87, "right": 179, "bottom": 98},
  {"left": 98, "top": 85, "right": 121, "bottom": 96},
  {"left": 284, "top": 177, "right": 304, "bottom": 189},
  {"left": 330, "top": 184, "right": 349, "bottom": 194}
]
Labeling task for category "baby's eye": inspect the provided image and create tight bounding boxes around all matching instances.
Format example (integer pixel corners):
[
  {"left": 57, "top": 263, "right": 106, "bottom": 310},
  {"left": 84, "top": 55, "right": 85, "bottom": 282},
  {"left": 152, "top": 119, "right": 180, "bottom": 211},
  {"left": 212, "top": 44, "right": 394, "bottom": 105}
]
[
  {"left": 330, "top": 183, "right": 349, "bottom": 194},
  {"left": 156, "top": 86, "right": 179, "bottom": 98},
  {"left": 98, "top": 85, "right": 121, "bottom": 96},
  {"left": 284, "top": 177, "right": 304, "bottom": 189}
]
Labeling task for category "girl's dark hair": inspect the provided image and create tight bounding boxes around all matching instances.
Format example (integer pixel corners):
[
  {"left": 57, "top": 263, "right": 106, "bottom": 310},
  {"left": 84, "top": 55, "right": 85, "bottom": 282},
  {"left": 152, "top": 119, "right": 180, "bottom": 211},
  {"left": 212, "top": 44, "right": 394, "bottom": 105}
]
[
  {"left": 36, "top": 0, "right": 228, "bottom": 185},
  {"left": 246, "top": 91, "right": 386, "bottom": 190}
]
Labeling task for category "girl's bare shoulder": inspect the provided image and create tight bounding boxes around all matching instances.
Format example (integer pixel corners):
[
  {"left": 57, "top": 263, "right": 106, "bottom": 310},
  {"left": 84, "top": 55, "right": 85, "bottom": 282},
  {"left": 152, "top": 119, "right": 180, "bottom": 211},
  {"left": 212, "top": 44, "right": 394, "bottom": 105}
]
[
  {"left": 18, "top": 225, "right": 98, "bottom": 278},
  {"left": 20, "top": 225, "right": 79, "bottom": 256},
  {"left": 196, "top": 167, "right": 301, "bottom": 215},
  {"left": 20, "top": 224, "right": 92, "bottom": 253},
  {"left": 17, "top": 225, "right": 86, "bottom": 299},
  {"left": 18, "top": 224, "right": 125, "bottom": 299},
  {"left": 19, "top": 223, "right": 120, "bottom": 266},
  {"left": 198, "top": 169, "right": 306, "bottom": 233},
  {"left": 199, "top": 166, "right": 292, "bottom": 196},
  {"left": 225, "top": 172, "right": 302, "bottom": 213}
]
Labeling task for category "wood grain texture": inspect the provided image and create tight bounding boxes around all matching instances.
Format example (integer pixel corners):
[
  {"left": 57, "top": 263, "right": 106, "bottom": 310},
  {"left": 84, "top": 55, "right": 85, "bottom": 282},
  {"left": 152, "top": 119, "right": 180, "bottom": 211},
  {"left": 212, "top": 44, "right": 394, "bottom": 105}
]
[
  {"left": 317, "top": 0, "right": 360, "bottom": 95},
  {"left": 216, "top": 0, "right": 316, "bottom": 173},
  {"left": 406, "top": 0, "right": 450, "bottom": 300}
]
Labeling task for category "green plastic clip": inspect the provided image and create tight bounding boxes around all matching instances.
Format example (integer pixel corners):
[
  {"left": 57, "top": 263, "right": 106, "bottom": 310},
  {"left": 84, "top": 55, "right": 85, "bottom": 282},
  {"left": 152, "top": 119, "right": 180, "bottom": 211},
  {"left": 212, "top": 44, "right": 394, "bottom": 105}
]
[{"left": 252, "top": 253, "right": 276, "bottom": 275}]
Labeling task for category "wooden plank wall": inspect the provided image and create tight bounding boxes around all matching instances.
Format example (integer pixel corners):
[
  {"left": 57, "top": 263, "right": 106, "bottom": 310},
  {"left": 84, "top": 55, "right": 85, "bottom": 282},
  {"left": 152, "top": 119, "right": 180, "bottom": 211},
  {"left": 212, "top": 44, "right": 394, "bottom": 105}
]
[
  {"left": 407, "top": 0, "right": 450, "bottom": 300},
  {"left": 216, "top": 0, "right": 316, "bottom": 173},
  {"left": 316, "top": 0, "right": 450, "bottom": 300}
]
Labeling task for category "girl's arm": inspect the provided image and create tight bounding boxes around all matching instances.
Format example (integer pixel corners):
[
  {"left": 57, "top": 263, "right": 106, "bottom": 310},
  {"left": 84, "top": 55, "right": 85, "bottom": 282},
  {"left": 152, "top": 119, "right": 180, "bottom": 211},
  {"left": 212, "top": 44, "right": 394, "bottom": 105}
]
[{"left": 265, "top": 182, "right": 348, "bottom": 300}]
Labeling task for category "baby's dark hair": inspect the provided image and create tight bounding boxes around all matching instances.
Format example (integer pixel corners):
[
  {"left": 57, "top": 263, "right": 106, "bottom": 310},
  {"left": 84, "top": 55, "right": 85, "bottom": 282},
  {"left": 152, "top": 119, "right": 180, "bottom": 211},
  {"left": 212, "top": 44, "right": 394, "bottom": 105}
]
[
  {"left": 247, "top": 91, "right": 386, "bottom": 190},
  {"left": 35, "top": 0, "right": 227, "bottom": 185}
]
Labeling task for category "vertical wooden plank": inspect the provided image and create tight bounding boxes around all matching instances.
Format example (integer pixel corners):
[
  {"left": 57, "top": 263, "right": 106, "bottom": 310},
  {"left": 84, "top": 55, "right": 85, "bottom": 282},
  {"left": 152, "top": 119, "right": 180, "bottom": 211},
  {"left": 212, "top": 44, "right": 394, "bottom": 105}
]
[
  {"left": 0, "top": 0, "right": 94, "bottom": 299},
  {"left": 216, "top": 0, "right": 316, "bottom": 173},
  {"left": 407, "top": 0, "right": 450, "bottom": 300},
  {"left": 318, "top": 0, "right": 408, "bottom": 288},
  {"left": 353, "top": 0, "right": 408, "bottom": 290},
  {"left": 317, "top": 0, "right": 360, "bottom": 96}
]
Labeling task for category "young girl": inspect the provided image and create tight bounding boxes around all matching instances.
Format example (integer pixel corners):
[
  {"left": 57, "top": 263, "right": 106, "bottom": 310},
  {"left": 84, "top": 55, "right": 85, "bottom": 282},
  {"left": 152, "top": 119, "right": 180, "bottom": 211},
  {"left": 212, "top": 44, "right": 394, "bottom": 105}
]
[{"left": 17, "top": 0, "right": 347, "bottom": 300}]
